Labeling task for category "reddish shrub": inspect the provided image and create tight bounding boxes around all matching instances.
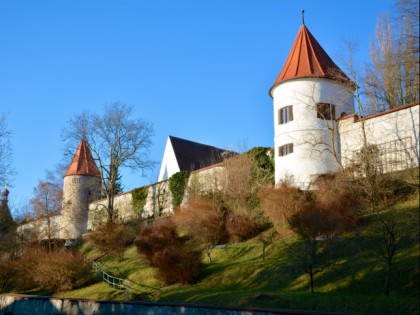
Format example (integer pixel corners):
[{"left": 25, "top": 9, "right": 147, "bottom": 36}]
[
  {"left": 226, "top": 211, "right": 263, "bottom": 242},
  {"left": 0, "top": 257, "right": 16, "bottom": 293},
  {"left": 13, "top": 246, "right": 43, "bottom": 290},
  {"left": 173, "top": 198, "right": 228, "bottom": 262},
  {"left": 88, "top": 223, "right": 127, "bottom": 260},
  {"left": 33, "top": 249, "right": 93, "bottom": 292},
  {"left": 14, "top": 246, "right": 92, "bottom": 292},
  {"left": 313, "top": 175, "right": 360, "bottom": 228},
  {"left": 259, "top": 185, "right": 307, "bottom": 236},
  {"left": 135, "top": 219, "right": 202, "bottom": 284},
  {"left": 151, "top": 243, "right": 202, "bottom": 285}
]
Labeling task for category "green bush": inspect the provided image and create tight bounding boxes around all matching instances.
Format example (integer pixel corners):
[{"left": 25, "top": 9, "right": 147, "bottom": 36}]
[
  {"left": 169, "top": 171, "right": 190, "bottom": 207},
  {"left": 131, "top": 186, "right": 149, "bottom": 216}
]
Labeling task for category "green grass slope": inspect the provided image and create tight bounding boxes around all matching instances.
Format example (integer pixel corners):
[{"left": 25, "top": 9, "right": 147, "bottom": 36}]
[{"left": 60, "top": 195, "right": 419, "bottom": 315}]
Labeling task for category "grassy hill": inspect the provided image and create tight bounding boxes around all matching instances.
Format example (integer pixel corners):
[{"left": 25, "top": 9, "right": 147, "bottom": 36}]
[{"left": 58, "top": 193, "right": 419, "bottom": 315}]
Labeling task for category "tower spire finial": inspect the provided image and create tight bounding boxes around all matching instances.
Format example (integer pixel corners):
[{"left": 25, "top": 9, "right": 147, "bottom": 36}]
[{"left": 301, "top": 9, "right": 305, "bottom": 25}]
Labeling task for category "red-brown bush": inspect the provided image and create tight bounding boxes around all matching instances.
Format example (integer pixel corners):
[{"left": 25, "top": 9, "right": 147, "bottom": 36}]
[
  {"left": 14, "top": 246, "right": 93, "bottom": 292},
  {"left": 135, "top": 219, "right": 201, "bottom": 284},
  {"left": 226, "top": 211, "right": 264, "bottom": 242},
  {"left": 88, "top": 222, "right": 127, "bottom": 261},
  {"left": 173, "top": 198, "right": 228, "bottom": 262},
  {"left": 0, "top": 257, "right": 16, "bottom": 293},
  {"left": 259, "top": 185, "right": 306, "bottom": 236},
  {"left": 313, "top": 174, "right": 360, "bottom": 228}
]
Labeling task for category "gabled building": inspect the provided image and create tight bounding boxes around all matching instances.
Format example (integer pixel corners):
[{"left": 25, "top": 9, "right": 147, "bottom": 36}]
[{"left": 158, "top": 135, "right": 235, "bottom": 181}]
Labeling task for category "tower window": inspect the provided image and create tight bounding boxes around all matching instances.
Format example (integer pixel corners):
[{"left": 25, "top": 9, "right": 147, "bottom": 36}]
[
  {"left": 317, "top": 103, "right": 336, "bottom": 120},
  {"left": 279, "top": 143, "right": 294, "bottom": 156},
  {"left": 279, "top": 106, "right": 293, "bottom": 124}
]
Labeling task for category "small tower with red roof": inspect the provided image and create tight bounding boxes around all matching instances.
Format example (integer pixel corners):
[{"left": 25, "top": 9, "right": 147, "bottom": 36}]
[
  {"left": 270, "top": 21, "right": 354, "bottom": 188},
  {"left": 61, "top": 139, "right": 101, "bottom": 243}
]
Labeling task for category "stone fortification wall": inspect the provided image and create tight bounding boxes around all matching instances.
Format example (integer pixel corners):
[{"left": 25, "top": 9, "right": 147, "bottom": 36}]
[
  {"left": 87, "top": 181, "right": 173, "bottom": 230},
  {"left": 61, "top": 175, "right": 101, "bottom": 239},
  {"left": 87, "top": 166, "right": 226, "bottom": 230},
  {"left": 182, "top": 165, "right": 224, "bottom": 204},
  {"left": 88, "top": 191, "right": 135, "bottom": 230},
  {"left": 141, "top": 180, "right": 172, "bottom": 218},
  {"left": 339, "top": 103, "right": 419, "bottom": 172},
  {"left": 17, "top": 215, "right": 61, "bottom": 242}
]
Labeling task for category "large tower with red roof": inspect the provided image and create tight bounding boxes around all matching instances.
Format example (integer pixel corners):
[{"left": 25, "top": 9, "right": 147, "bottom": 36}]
[
  {"left": 270, "top": 24, "right": 354, "bottom": 188},
  {"left": 61, "top": 139, "right": 101, "bottom": 243}
]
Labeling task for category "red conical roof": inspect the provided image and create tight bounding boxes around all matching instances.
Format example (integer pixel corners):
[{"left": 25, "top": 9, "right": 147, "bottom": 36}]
[
  {"left": 270, "top": 25, "right": 350, "bottom": 96},
  {"left": 65, "top": 140, "right": 101, "bottom": 177}
]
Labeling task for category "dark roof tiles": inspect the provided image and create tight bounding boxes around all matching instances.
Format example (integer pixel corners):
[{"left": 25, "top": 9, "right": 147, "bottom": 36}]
[{"left": 169, "top": 136, "right": 235, "bottom": 172}]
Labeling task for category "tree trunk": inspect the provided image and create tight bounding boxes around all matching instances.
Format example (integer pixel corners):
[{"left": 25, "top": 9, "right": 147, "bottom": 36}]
[
  {"left": 384, "top": 257, "right": 392, "bottom": 296},
  {"left": 309, "top": 268, "right": 314, "bottom": 293}
]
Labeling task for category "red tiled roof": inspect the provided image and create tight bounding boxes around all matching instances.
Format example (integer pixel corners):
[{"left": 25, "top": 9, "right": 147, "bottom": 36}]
[
  {"left": 65, "top": 140, "right": 101, "bottom": 177},
  {"left": 270, "top": 25, "right": 350, "bottom": 96}
]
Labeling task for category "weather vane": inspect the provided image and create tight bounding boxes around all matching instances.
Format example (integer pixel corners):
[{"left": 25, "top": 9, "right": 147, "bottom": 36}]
[{"left": 301, "top": 9, "right": 305, "bottom": 25}]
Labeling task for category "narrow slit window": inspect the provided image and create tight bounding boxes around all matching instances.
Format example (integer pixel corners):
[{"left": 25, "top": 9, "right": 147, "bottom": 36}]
[{"left": 279, "top": 105, "right": 293, "bottom": 124}]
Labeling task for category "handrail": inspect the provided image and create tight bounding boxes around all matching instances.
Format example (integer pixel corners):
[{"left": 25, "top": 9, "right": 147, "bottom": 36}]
[
  {"left": 84, "top": 255, "right": 161, "bottom": 301},
  {"left": 86, "top": 258, "right": 131, "bottom": 300}
]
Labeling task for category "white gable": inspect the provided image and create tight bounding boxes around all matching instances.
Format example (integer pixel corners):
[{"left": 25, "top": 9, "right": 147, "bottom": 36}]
[{"left": 158, "top": 137, "right": 180, "bottom": 181}]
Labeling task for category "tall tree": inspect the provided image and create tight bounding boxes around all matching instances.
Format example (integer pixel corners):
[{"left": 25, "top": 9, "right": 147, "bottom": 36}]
[
  {"left": 30, "top": 175, "right": 63, "bottom": 251},
  {"left": 62, "top": 102, "right": 155, "bottom": 222},
  {"left": 364, "top": 0, "right": 419, "bottom": 110}
]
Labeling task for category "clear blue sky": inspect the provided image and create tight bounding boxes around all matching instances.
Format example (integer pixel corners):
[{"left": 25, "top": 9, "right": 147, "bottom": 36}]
[{"left": 0, "top": 0, "right": 395, "bottom": 213}]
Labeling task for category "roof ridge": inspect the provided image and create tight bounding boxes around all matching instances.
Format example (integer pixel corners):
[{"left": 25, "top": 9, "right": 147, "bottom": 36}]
[
  {"left": 65, "top": 140, "right": 101, "bottom": 177},
  {"left": 270, "top": 25, "right": 351, "bottom": 96}
]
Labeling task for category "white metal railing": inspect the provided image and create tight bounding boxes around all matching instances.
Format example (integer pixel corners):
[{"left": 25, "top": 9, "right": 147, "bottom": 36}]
[
  {"left": 84, "top": 255, "right": 160, "bottom": 301},
  {"left": 86, "top": 258, "right": 131, "bottom": 300}
]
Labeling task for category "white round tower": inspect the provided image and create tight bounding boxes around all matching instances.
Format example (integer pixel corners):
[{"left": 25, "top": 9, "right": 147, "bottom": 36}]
[
  {"left": 61, "top": 140, "right": 101, "bottom": 243},
  {"left": 270, "top": 24, "right": 354, "bottom": 189}
]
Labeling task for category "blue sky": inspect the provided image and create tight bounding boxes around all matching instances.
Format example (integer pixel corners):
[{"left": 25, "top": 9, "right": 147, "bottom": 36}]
[{"left": 0, "top": 0, "right": 395, "bottom": 212}]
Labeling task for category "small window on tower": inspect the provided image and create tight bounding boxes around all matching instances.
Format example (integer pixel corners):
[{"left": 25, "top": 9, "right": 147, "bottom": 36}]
[
  {"left": 278, "top": 106, "right": 293, "bottom": 124},
  {"left": 278, "top": 143, "right": 294, "bottom": 157},
  {"left": 316, "top": 103, "right": 336, "bottom": 120}
]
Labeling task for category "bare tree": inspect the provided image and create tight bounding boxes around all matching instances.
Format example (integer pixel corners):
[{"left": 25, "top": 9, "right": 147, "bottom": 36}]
[
  {"left": 0, "top": 114, "right": 13, "bottom": 184},
  {"left": 364, "top": 2, "right": 419, "bottom": 110},
  {"left": 257, "top": 230, "right": 277, "bottom": 261},
  {"left": 347, "top": 145, "right": 414, "bottom": 296},
  {"left": 62, "top": 102, "right": 155, "bottom": 223},
  {"left": 287, "top": 197, "right": 347, "bottom": 294},
  {"left": 30, "top": 176, "right": 63, "bottom": 251},
  {"left": 337, "top": 36, "right": 417, "bottom": 297}
]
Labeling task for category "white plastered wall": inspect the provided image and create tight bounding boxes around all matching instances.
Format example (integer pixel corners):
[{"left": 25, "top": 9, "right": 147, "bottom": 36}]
[
  {"left": 339, "top": 104, "right": 420, "bottom": 171},
  {"left": 272, "top": 78, "right": 354, "bottom": 188},
  {"left": 158, "top": 137, "right": 180, "bottom": 181}
]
